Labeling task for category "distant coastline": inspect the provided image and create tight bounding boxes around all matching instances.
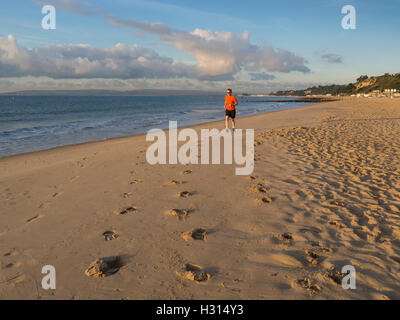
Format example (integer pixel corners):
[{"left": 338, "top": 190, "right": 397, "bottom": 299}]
[
  {"left": 269, "top": 72, "right": 400, "bottom": 97},
  {"left": 1, "top": 90, "right": 338, "bottom": 102},
  {"left": 239, "top": 95, "right": 339, "bottom": 103},
  {"left": 0, "top": 89, "right": 222, "bottom": 96}
]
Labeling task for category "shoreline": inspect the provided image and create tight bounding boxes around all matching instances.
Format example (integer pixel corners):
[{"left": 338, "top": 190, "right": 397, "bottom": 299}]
[{"left": 0, "top": 100, "right": 322, "bottom": 162}]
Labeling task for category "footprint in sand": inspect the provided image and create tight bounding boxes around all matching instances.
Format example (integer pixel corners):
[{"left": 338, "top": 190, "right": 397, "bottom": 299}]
[
  {"left": 177, "top": 263, "right": 211, "bottom": 282},
  {"left": 180, "top": 170, "right": 192, "bottom": 175},
  {"left": 167, "top": 209, "right": 193, "bottom": 221},
  {"left": 114, "top": 206, "right": 137, "bottom": 215},
  {"left": 4, "top": 262, "right": 22, "bottom": 269},
  {"left": 167, "top": 180, "right": 184, "bottom": 186},
  {"left": 39, "top": 202, "right": 50, "bottom": 209},
  {"left": 328, "top": 220, "right": 346, "bottom": 228},
  {"left": 297, "top": 278, "right": 321, "bottom": 296},
  {"left": 305, "top": 250, "right": 321, "bottom": 266},
  {"left": 182, "top": 228, "right": 207, "bottom": 241},
  {"left": 177, "top": 191, "right": 193, "bottom": 198},
  {"left": 26, "top": 215, "right": 44, "bottom": 223},
  {"left": 254, "top": 196, "right": 272, "bottom": 205},
  {"left": 103, "top": 231, "right": 119, "bottom": 241},
  {"left": 123, "top": 192, "right": 132, "bottom": 198},
  {"left": 52, "top": 192, "right": 62, "bottom": 198},
  {"left": 130, "top": 179, "right": 143, "bottom": 185},
  {"left": 274, "top": 232, "right": 293, "bottom": 244},
  {"left": 250, "top": 183, "right": 269, "bottom": 194},
  {"left": 325, "top": 268, "right": 344, "bottom": 285},
  {"left": 4, "top": 249, "right": 19, "bottom": 257},
  {"left": 310, "top": 241, "right": 332, "bottom": 253},
  {"left": 77, "top": 161, "right": 86, "bottom": 168},
  {"left": 85, "top": 256, "right": 125, "bottom": 278},
  {"left": 299, "top": 226, "right": 322, "bottom": 234}
]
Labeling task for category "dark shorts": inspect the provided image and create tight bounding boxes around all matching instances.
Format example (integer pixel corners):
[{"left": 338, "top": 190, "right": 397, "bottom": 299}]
[{"left": 225, "top": 109, "right": 236, "bottom": 119}]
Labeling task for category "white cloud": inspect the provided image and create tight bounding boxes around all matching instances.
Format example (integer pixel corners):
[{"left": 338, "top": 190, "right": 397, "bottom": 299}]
[
  {"left": 0, "top": 35, "right": 194, "bottom": 79},
  {"left": 0, "top": 31, "right": 309, "bottom": 82},
  {"left": 108, "top": 16, "right": 310, "bottom": 79},
  {"left": 26, "top": 0, "right": 310, "bottom": 81}
]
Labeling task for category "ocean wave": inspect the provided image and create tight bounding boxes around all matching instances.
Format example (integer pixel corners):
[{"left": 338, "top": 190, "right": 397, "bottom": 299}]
[
  {"left": 192, "top": 109, "right": 221, "bottom": 114},
  {"left": 0, "top": 95, "right": 314, "bottom": 157}
]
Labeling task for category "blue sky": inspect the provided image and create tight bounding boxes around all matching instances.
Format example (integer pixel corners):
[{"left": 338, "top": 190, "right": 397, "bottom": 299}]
[{"left": 0, "top": 0, "right": 399, "bottom": 93}]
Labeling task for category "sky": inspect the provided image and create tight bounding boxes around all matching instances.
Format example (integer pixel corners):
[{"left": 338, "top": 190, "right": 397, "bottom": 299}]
[{"left": 0, "top": 0, "right": 399, "bottom": 93}]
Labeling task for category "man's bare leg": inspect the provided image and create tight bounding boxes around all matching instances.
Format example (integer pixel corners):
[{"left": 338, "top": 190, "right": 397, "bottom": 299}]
[
  {"left": 232, "top": 118, "right": 235, "bottom": 130},
  {"left": 225, "top": 116, "right": 229, "bottom": 129}
]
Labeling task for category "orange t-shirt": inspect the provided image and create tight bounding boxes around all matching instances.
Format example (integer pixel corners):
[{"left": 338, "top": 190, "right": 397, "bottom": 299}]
[{"left": 225, "top": 95, "right": 238, "bottom": 111}]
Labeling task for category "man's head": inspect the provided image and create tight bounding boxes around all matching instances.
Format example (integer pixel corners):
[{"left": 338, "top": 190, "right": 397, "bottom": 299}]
[{"left": 226, "top": 89, "right": 232, "bottom": 95}]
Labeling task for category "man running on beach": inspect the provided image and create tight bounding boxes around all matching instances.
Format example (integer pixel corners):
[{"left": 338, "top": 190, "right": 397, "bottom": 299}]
[{"left": 225, "top": 88, "right": 238, "bottom": 131}]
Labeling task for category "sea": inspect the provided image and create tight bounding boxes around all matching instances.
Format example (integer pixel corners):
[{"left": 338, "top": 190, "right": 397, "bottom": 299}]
[{"left": 0, "top": 95, "right": 313, "bottom": 158}]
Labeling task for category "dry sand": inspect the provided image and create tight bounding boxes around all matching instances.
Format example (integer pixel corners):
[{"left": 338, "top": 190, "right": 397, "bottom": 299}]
[{"left": 1, "top": 97, "right": 400, "bottom": 299}]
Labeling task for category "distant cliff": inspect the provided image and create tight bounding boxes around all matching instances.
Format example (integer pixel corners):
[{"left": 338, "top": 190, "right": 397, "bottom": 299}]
[{"left": 270, "top": 73, "right": 400, "bottom": 96}]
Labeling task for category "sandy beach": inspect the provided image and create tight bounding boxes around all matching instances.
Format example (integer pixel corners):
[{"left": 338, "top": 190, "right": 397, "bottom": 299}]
[{"left": 1, "top": 97, "right": 400, "bottom": 300}]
